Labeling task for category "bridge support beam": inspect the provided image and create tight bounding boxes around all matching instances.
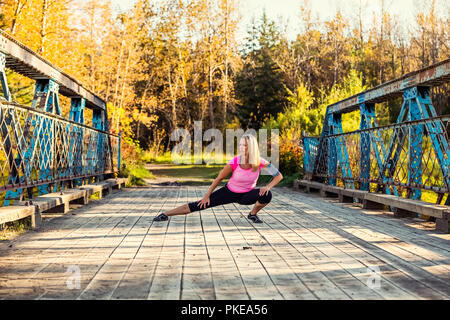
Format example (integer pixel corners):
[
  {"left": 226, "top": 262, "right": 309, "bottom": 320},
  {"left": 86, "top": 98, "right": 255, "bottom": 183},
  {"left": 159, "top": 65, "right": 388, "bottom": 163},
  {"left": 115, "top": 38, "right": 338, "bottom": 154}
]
[
  {"left": 359, "top": 103, "right": 375, "bottom": 191},
  {"left": 328, "top": 113, "right": 354, "bottom": 188},
  {"left": 34, "top": 79, "right": 61, "bottom": 195},
  {"left": 0, "top": 53, "right": 11, "bottom": 102},
  {"left": 70, "top": 97, "right": 85, "bottom": 187},
  {"left": 93, "top": 109, "right": 106, "bottom": 182}
]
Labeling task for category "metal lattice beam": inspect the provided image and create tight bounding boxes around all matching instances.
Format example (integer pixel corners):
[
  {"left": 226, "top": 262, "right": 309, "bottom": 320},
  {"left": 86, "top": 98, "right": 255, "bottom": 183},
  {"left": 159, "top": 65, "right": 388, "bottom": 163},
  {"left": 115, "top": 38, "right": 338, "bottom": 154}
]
[
  {"left": 0, "top": 30, "right": 105, "bottom": 111},
  {"left": 327, "top": 59, "right": 450, "bottom": 115}
]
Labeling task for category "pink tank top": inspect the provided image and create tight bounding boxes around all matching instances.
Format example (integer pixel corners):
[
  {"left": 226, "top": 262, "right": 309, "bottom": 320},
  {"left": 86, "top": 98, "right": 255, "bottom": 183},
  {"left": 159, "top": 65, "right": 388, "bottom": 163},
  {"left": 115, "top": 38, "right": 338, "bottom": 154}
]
[{"left": 226, "top": 156, "right": 268, "bottom": 193}]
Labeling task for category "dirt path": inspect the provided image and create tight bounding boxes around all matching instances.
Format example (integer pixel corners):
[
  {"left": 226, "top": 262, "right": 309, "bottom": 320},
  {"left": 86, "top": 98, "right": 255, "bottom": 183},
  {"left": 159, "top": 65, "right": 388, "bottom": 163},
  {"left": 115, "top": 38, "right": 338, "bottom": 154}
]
[{"left": 144, "top": 163, "right": 216, "bottom": 187}]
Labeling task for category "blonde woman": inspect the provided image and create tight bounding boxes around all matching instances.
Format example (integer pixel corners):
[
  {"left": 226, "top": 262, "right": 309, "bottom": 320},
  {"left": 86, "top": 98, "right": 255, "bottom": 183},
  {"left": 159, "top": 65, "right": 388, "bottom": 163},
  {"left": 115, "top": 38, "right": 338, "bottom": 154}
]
[{"left": 153, "top": 134, "right": 283, "bottom": 224}]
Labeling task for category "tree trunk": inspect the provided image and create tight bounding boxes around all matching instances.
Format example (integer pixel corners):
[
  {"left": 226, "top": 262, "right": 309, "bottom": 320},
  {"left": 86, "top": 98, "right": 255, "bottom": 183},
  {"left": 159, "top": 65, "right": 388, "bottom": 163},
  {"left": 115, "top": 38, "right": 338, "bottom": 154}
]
[
  {"left": 167, "top": 64, "right": 178, "bottom": 129},
  {"left": 209, "top": 42, "right": 215, "bottom": 128},
  {"left": 176, "top": 41, "right": 191, "bottom": 127},
  {"left": 39, "top": 0, "right": 48, "bottom": 55},
  {"left": 223, "top": 0, "right": 229, "bottom": 127},
  {"left": 117, "top": 46, "right": 131, "bottom": 133},
  {"left": 10, "top": 0, "right": 27, "bottom": 35}
]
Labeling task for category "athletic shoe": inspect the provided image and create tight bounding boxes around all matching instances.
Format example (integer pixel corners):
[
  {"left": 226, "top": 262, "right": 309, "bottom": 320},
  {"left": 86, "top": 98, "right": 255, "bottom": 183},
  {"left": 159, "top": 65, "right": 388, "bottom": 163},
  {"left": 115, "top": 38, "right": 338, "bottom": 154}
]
[
  {"left": 153, "top": 213, "right": 168, "bottom": 221},
  {"left": 248, "top": 213, "right": 263, "bottom": 223}
]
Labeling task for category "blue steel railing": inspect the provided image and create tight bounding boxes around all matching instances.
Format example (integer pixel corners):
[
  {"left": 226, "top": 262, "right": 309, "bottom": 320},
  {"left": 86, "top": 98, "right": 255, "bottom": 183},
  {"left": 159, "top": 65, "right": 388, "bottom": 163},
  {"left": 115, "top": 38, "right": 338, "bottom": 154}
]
[
  {"left": 0, "top": 102, "right": 119, "bottom": 205},
  {"left": 302, "top": 59, "right": 450, "bottom": 205},
  {"left": 303, "top": 115, "right": 450, "bottom": 203},
  {"left": 302, "top": 136, "right": 319, "bottom": 179},
  {"left": 0, "top": 32, "right": 120, "bottom": 209}
]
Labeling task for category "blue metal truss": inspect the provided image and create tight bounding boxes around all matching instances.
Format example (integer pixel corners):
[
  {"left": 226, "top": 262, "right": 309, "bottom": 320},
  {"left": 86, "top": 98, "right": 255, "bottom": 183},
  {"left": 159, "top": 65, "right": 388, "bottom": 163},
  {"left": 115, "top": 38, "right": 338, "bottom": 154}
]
[
  {"left": 69, "top": 97, "right": 85, "bottom": 187},
  {"left": 323, "top": 109, "right": 354, "bottom": 188},
  {"left": 381, "top": 86, "right": 450, "bottom": 204},
  {"left": 359, "top": 102, "right": 374, "bottom": 191},
  {"left": 35, "top": 79, "right": 61, "bottom": 195},
  {"left": 0, "top": 32, "right": 119, "bottom": 209},
  {"left": 3, "top": 79, "right": 61, "bottom": 203},
  {"left": 303, "top": 60, "right": 450, "bottom": 211}
]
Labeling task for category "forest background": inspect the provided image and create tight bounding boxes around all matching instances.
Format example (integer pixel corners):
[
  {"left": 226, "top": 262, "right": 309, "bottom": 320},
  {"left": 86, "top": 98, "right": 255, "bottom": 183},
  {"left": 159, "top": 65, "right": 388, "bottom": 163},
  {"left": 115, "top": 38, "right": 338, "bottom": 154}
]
[{"left": 0, "top": 0, "right": 448, "bottom": 181}]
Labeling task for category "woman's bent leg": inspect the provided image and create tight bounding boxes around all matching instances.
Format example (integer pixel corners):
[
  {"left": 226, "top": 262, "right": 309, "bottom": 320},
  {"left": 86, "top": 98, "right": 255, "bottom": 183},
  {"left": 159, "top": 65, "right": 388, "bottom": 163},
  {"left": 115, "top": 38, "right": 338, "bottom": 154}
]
[
  {"left": 187, "top": 185, "right": 239, "bottom": 213},
  {"left": 250, "top": 201, "right": 268, "bottom": 215},
  {"left": 238, "top": 189, "right": 272, "bottom": 220}
]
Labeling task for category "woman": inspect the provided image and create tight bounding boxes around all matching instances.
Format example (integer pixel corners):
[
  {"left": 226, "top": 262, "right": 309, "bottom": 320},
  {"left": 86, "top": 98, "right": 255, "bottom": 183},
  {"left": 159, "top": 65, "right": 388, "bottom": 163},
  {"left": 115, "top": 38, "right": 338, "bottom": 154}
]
[{"left": 153, "top": 134, "right": 283, "bottom": 223}]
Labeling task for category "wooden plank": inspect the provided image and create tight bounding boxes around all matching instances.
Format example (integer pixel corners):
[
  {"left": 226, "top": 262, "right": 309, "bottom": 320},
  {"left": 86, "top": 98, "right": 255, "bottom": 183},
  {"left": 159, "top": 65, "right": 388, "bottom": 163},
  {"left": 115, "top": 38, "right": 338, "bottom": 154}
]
[
  {"left": 77, "top": 188, "right": 165, "bottom": 300},
  {"left": 0, "top": 191, "right": 127, "bottom": 275},
  {"left": 109, "top": 187, "right": 174, "bottom": 299},
  {"left": 279, "top": 189, "right": 450, "bottom": 299},
  {"left": 206, "top": 188, "right": 283, "bottom": 300},
  {"left": 265, "top": 197, "right": 420, "bottom": 299},
  {"left": 365, "top": 193, "right": 448, "bottom": 219},
  {"left": 198, "top": 187, "right": 250, "bottom": 300},
  {"left": 0, "top": 205, "right": 35, "bottom": 225},
  {"left": 0, "top": 188, "right": 142, "bottom": 299},
  {"left": 291, "top": 188, "right": 450, "bottom": 257},
  {"left": 229, "top": 201, "right": 324, "bottom": 299},
  {"left": 243, "top": 202, "right": 384, "bottom": 300},
  {"left": 147, "top": 187, "right": 185, "bottom": 300},
  {"left": 293, "top": 187, "right": 450, "bottom": 255},
  {"left": 178, "top": 187, "right": 216, "bottom": 300},
  {"left": 272, "top": 190, "right": 439, "bottom": 299},
  {"left": 37, "top": 188, "right": 152, "bottom": 299}
]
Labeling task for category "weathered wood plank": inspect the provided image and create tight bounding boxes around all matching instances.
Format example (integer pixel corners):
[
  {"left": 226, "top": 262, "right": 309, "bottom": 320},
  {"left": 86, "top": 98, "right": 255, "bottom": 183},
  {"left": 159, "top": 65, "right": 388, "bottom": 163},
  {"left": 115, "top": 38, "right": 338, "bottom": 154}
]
[
  {"left": 178, "top": 187, "right": 215, "bottom": 300},
  {"left": 110, "top": 187, "right": 174, "bottom": 299},
  {"left": 0, "top": 188, "right": 143, "bottom": 299},
  {"left": 289, "top": 187, "right": 450, "bottom": 255},
  {"left": 1, "top": 185, "right": 449, "bottom": 300},
  {"left": 147, "top": 187, "right": 185, "bottom": 300},
  {"left": 229, "top": 203, "right": 322, "bottom": 300},
  {"left": 39, "top": 188, "right": 153, "bottom": 299},
  {"left": 278, "top": 189, "right": 450, "bottom": 299},
  {"left": 210, "top": 196, "right": 283, "bottom": 300},
  {"left": 199, "top": 188, "right": 250, "bottom": 300},
  {"left": 264, "top": 199, "right": 420, "bottom": 299}
]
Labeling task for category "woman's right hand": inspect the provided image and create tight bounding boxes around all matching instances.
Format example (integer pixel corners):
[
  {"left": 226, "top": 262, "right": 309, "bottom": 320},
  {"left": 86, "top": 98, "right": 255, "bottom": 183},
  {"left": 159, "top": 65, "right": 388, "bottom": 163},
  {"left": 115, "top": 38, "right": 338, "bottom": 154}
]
[{"left": 197, "top": 195, "right": 210, "bottom": 209}]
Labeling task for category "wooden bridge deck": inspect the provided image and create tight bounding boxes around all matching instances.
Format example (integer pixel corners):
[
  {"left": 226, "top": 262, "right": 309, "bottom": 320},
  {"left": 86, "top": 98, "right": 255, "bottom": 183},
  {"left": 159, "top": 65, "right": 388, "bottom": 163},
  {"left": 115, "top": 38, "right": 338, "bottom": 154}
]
[{"left": 0, "top": 186, "right": 449, "bottom": 300}]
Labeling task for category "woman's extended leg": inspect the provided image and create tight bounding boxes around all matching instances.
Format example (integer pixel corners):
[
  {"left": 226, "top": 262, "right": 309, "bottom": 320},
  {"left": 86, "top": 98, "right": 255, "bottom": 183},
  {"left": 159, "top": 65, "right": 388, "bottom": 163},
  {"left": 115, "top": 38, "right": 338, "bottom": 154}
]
[
  {"left": 153, "top": 185, "right": 239, "bottom": 221},
  {"left": 164, "top": 203, "right": 191, "bottom": 217},
  {"left": 153, "top": 203, "right": 191, "bottom": 221}
]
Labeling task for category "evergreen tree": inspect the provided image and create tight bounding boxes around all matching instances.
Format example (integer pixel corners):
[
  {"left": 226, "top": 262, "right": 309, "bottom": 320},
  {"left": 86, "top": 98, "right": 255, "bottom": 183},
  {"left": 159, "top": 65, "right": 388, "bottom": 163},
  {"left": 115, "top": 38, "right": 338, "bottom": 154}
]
[{"left": 234, "top": 12, "right": 287, "bottom": 130}]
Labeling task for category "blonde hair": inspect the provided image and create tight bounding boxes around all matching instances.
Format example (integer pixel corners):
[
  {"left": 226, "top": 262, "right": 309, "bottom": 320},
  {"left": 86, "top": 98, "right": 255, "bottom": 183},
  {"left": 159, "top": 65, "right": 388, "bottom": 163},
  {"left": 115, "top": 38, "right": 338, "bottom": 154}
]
[{"left": 240, "top": 134, "right": 260, "bottom": 172}]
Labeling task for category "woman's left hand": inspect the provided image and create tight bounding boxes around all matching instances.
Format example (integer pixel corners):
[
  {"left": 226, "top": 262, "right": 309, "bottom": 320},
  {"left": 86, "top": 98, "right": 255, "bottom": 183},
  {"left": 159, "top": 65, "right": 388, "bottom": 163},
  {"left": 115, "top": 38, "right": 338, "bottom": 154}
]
[{"left": 259, "top": 186, "right": 271, "bottom": 196}]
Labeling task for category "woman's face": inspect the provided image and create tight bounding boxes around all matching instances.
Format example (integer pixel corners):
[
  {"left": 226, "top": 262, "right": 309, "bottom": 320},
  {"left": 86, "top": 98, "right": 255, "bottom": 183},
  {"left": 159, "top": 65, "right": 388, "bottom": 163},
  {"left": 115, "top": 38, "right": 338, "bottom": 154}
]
[{"left": 239, "top": 138, "right": 248, "bottom": 156}]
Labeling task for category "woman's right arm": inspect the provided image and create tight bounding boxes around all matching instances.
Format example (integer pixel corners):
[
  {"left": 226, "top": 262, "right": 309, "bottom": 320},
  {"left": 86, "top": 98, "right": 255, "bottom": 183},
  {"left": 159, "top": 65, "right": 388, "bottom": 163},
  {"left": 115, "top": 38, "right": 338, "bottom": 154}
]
[{"left": 198, "top": 164, "right": 233, "bottom": 208}]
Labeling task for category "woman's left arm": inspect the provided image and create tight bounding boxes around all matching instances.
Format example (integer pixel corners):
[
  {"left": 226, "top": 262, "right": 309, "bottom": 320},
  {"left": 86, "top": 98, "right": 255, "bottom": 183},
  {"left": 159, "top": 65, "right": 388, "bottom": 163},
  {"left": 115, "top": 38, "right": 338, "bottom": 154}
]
[{"left": 259, "top": 162, "right": 283, "bottom": 196}]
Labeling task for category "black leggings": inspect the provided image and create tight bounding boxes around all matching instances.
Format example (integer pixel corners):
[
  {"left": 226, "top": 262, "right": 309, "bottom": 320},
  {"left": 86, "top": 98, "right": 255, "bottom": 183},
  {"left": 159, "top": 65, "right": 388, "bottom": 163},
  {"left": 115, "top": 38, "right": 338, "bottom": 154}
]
[{"left": 188, "top": 185, "right": 272, "bottom": 213}]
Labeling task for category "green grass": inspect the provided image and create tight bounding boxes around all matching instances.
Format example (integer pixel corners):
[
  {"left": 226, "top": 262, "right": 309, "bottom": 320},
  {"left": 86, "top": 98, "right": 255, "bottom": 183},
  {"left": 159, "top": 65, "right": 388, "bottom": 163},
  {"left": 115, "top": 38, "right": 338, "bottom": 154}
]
[
  {"left": 0, "top": 217, "right": 31, "bottom": 241},
  {"left": 146, "top": 162, "right": 300, "bottom": 189},
  {"left": 119, "top": 163, "right": 155, "bottom": 187},
  {"left": 257, "top": 172, "right": 302, "bottom": 188},
  {"left": 128, "top": 164, "right": 155, "bottom": 179},
  {"left": 140, "top": 151, "right": 173, "bottom": 164},
  {"left": 140, "top": 150, "right": 228, "bottom": 165},
  {"left": 153, "top": 164, "right": 224, "bottom": 179}
]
